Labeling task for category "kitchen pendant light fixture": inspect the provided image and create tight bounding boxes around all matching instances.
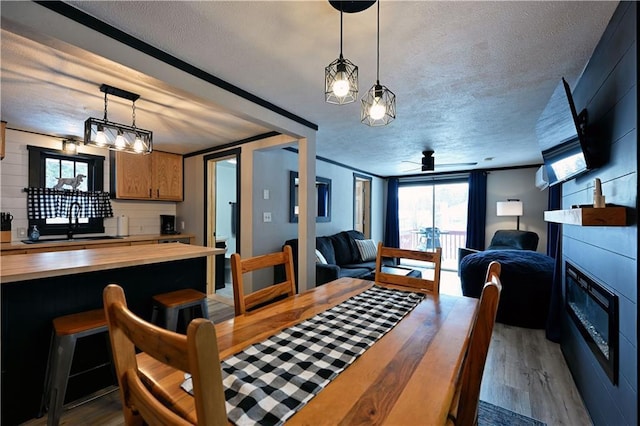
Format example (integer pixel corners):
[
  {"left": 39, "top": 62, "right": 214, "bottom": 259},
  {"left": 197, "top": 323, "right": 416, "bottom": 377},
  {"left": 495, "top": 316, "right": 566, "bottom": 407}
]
[
  {"left": 84, "top": 84, "right": 152, "bottom": 154},
  {"left": 361, "top": 0, "right": 396, "bottom": 126},
  {"left": 62, "top": 139, "right": 78, "bottom": 154},
  {"left": 325, "top": 4, "right": 358, "bottom": 104}
]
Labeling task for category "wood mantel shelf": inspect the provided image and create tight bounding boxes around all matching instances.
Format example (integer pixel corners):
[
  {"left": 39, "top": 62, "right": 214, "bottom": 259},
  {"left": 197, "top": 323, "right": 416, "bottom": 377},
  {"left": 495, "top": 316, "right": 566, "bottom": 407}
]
[{"left": 544, "top": 206, "right": 626, "bottom": 226}]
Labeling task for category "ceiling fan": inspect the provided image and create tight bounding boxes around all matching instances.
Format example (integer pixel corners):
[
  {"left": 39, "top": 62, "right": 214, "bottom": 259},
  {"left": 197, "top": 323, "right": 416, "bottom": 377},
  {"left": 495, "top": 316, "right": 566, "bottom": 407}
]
[{"left": 402, "top": 150, "right": 477, "bottom": 172}]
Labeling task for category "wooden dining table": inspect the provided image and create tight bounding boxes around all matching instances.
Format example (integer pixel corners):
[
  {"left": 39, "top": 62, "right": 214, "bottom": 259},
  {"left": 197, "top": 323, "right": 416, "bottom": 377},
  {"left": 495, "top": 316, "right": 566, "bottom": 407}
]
[{"left": 137, "top": 277, "right": 479, "bottom": 425}]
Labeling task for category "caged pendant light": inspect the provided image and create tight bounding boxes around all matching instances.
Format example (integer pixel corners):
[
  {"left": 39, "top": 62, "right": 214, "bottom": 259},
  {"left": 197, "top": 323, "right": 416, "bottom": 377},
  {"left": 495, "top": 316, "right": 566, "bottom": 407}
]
[
  {"left": 84, "top": 84, "right": 153, "bottom": 154},
  {"left": 361, "top": 0, "right": 396, "bottom": 126},
  {"left": 325, "top": 3, "right": 358, "bottom": 104}
]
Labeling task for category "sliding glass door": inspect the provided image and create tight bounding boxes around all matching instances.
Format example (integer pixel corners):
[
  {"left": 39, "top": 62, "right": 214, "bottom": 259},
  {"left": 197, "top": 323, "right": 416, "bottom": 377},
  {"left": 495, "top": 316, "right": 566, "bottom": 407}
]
[{"left": 398, "top": 180, "right": 468, "bottom": 271}]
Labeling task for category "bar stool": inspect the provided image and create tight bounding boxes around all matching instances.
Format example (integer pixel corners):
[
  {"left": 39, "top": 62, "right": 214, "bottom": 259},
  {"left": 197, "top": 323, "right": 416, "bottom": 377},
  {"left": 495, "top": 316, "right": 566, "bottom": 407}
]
[
  {"left": 39, "top": 308, "right": 114, "bottom": 426},
  {"left": 151, "top": 288, "right": 209, "bottom": 332}
]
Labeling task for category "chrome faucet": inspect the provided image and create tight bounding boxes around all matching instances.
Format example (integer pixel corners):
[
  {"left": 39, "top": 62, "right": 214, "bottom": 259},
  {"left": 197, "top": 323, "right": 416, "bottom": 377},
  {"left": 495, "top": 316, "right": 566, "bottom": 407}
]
[{"left": 67, "top": 202, "right": 81, "bottom": 239}]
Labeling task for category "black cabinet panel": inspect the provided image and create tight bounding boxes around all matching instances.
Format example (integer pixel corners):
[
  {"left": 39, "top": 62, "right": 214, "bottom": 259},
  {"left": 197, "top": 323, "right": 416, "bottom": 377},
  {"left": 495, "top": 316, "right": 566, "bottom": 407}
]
[
  {"left": 215, "top": 240, "right": 227, "bottom": 289},
  {"left": 1, "top": 257, "right": 206, "bottom": 425}
]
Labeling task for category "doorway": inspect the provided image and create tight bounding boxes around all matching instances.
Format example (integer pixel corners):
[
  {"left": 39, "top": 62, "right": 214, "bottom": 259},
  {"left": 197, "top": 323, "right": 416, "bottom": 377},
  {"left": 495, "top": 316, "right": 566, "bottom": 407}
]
[
  {"left": 353, "top": 173, "right": 372, "bottom": 238},
  {"left": 398, "top": 180, "right": 468, "bottom": 272},
  {"left": 205, "top": 149, "right": 240, "bottom": 304}
]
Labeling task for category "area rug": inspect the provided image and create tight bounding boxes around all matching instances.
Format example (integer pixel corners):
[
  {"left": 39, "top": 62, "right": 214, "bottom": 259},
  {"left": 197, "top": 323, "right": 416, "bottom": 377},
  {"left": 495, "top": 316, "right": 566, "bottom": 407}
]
[{"left": 478, "top": 400, "right": 546, "bottom": 426}]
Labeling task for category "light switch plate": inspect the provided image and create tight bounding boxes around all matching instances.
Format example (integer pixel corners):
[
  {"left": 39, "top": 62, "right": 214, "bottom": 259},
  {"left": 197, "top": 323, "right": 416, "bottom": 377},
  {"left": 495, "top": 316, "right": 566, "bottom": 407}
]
[
  {"left": 263, "top": 189, "right": 270, "bottom": 200},
  {"left": 263, "top": 212, "right": 272, "bottom": 222}
]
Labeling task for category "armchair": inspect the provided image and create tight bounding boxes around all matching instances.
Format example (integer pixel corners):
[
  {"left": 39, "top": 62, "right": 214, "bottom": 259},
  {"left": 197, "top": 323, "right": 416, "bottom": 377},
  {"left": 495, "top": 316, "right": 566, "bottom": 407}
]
[
  {"left": 458, "top": 231, "right": 553, "bottom": 329},
  {"left": 458, "top": 230, "right": 539, "bottom": 273}
]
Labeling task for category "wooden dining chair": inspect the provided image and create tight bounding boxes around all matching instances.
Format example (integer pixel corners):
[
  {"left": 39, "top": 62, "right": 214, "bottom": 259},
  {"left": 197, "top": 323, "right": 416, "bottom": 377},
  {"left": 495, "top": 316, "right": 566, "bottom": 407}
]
[
  {"left": 448, "top": 261, "right": 502, "bottom": 426},
  {"left": 374, "top": 242, "right": 442, "bottom": 293},
  {"left": 103, "top": 284, "right": 227, "bottom": 426},
  {"left": 230, "top": 244, "right": 296, "bottom": 316}
]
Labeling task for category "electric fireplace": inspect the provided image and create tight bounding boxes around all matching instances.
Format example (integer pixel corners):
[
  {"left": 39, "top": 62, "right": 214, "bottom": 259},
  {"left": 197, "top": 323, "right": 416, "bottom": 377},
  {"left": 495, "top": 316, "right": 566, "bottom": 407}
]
[{"left": 565, "top": 261, "right": 618, "bottom": 384}]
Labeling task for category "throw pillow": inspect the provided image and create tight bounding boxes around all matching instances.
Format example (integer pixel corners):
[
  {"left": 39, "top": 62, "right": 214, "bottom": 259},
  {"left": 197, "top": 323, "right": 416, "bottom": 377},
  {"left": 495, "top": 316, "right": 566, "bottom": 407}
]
[
  {"left": 316, "top": 237, "right": 336, "bottom": 265},
  {"left": 315, "top": 249, "right": 328, "bottom": 264},
  {"left": 355, "top": 239, "right": 378, "bottom": 262}
]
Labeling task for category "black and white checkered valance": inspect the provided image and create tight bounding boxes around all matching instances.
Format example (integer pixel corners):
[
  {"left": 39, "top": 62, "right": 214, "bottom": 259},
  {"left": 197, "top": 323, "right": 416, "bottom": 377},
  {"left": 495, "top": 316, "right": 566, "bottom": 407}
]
[
  {"left": 26, "top": 187, "right": 113, "bottom": 219},
  {"left": 182, "top": 285, "right": 424, "bottom": 425}
]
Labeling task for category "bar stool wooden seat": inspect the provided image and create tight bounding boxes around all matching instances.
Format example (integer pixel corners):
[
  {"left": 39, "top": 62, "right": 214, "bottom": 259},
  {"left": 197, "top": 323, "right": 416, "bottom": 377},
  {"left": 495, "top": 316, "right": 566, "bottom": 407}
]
[
  {"left": 39, "top": 308, "right": 114, "bottom": 426},
  {"left": 151, "top": 288, "right": 209, "bottom": 332}
]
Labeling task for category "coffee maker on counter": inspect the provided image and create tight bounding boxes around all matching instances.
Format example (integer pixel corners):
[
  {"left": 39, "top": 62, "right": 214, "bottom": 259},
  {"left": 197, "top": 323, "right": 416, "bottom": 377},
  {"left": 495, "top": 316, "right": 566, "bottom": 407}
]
[{"left": 160, "top": 215, "right": 179, "bottom": 235}]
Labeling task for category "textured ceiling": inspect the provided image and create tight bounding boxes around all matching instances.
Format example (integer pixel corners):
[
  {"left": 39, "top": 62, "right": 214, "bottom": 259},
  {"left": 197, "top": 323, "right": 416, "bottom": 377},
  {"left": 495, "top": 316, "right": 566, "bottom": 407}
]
[{"left": 1, "top": 1, "right": 619, "bottom": 176}]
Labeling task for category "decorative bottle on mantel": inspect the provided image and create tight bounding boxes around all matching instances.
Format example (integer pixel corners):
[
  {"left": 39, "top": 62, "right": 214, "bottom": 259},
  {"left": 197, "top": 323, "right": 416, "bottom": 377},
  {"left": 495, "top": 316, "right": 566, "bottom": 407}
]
[
  {"left": 29, "top": 225, "right": 40, "bottom": 241},
  {"left": 593, "top": 178, "right": 606, "bottom": 208}
]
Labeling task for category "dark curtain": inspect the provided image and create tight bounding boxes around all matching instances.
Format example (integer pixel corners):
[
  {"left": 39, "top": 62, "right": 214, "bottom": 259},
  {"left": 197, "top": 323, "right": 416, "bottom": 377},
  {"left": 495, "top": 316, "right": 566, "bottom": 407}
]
[
  {"left": 465, "top": 171, "right": 487, "bottom": 250},
  {"left": 546, "top": 184, "right": 561, "bottom": 257},
  {"left": 384, "top": 178, "right": 400, "bottom": 248},
  {"left": 546, "top": 184, "right": 563, "bottom": 342},
  {"left": 229, "top": 202, "right": 237, "bottom": 237}
]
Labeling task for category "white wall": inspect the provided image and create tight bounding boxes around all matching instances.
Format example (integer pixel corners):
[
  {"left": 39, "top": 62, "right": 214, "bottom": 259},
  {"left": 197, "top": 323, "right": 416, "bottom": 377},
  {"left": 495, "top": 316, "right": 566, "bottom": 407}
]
[
  {"left": 250, "top": 148, "right": 384, "bottom": 249},
  {"left": 249, "top": 148, "right": 384, "bottom": 290},
  {"left": 179, "top": 142, "right": 385, "bottom": 292},
  {"left": 486, "top": 167, "right": 548, "bottom": 253},
  {"left": 0, "top": 129, "right": 176, "bottom": 241},
  {"left": 179, "top": 155, "right": 204, "bottom": 244},
  {"left": 251, "top": 148, "right": 297, "bottom": 256},
  {"left": 370, "top": 178, "right": 385, "bottom": 244}
]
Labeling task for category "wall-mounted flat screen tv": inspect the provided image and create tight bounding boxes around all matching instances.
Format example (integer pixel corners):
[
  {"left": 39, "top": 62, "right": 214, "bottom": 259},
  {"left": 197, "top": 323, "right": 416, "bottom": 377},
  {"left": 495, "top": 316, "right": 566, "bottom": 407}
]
[{"left": 536, "top": 78, "right": 601, "bottom": 187}]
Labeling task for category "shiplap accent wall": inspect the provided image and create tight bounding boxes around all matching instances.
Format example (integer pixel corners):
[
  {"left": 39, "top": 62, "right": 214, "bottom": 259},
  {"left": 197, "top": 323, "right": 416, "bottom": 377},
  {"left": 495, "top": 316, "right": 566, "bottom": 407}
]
[
  {"left": 0, "top": 129, "right": 176, "bottom": 240},
  {"left": 559, "top": 3, "right": 637, "bottom": 425}
]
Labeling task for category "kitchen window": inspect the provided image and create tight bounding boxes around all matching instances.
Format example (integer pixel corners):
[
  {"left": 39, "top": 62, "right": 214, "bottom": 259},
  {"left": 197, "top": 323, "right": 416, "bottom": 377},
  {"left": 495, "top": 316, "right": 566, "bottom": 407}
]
[{"left": 27, "top": 145, "right": 106, "bottom": 236}]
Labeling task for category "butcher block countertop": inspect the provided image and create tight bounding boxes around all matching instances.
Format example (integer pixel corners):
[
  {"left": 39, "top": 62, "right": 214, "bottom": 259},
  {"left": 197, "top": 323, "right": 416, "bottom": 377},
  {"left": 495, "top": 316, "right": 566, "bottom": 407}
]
[
  {"left": 0, "top": 233, "right": 196, "bottom": 254},
  {"left": 0, "top": 243, "right": 222, "bottom": 284}
]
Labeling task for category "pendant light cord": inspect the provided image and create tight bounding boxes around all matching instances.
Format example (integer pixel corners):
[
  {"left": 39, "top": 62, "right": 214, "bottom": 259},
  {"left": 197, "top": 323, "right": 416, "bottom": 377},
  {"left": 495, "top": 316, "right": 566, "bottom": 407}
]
[
  {"left": 376, "top": 0, "right": 380, "bottom": 83},
  {"left": 339, "top": 7, "right": 343, "bottom": 56}
]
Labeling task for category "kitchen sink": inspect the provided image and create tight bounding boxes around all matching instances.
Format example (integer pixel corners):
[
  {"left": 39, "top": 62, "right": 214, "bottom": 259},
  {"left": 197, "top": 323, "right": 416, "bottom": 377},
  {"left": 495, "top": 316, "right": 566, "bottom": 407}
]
[{"left": 21, "top": 236, "right": 124, "bottom": 244}]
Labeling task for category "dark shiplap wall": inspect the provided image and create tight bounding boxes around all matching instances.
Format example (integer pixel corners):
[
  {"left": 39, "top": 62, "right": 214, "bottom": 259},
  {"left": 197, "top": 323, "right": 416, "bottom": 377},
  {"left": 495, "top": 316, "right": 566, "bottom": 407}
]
[{"left": 559, "top": 2, "right": 637, "bottom": 425}]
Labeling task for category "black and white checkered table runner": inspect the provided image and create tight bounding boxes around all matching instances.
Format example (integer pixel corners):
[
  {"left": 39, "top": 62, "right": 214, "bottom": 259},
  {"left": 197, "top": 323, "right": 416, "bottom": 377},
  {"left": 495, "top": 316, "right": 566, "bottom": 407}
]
[{"left": 182, "top": 285, "right": 424, "bottom": 425}]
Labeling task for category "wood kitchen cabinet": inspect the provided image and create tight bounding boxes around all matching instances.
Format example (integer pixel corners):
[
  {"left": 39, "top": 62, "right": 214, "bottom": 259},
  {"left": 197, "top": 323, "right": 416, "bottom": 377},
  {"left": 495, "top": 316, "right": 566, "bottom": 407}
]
[
  {"left": 114, "top": 151, "right": 152, "bottom": 199},
  {"left": 112, "top": 151, "right": 183, "bottom": 201},
  {"left": 152, "top": 151, "right": 183, "bottom": 200}
]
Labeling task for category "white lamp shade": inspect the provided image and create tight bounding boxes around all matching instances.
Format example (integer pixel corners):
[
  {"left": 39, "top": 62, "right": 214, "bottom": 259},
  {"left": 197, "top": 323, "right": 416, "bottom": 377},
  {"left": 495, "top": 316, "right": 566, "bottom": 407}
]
[{"left": 496, "top": 200, "right": 523, "bottom": 217}]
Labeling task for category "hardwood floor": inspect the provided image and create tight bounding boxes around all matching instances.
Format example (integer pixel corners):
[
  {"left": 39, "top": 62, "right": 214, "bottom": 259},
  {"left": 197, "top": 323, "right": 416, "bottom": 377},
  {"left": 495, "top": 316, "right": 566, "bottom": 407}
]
[
  {"left": 440, "top": 269, "right": 591, "bottom": 425},
  {"left": 24, "top": 275, "right": 591, "bottom": 425},
  {"left": 481, "top": 324, "right": 592, "bottom": 425}
]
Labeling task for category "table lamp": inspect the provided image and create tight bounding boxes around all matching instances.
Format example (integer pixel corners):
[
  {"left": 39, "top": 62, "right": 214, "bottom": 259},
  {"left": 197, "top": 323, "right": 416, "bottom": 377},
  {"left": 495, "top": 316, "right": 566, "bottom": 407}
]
[{"left": 497, "top": 199, "right": 524, "bottom": 230}]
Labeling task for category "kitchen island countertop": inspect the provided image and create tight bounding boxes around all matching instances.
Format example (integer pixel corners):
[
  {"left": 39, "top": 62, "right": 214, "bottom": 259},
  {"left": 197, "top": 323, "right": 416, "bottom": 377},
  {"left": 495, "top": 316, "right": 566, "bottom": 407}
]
[
  {"left": 0, "top": 243, "right": 222, "bottom": 284},
  {"left": 1, "top": 242, "right": 220, "bottom": 424}
]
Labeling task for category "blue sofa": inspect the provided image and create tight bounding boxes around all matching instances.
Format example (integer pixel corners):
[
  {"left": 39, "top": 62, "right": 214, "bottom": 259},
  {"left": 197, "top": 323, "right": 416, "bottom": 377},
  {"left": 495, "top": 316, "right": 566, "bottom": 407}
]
[{"left": 283, "top": 230, "right": 389, "bottom": 286}]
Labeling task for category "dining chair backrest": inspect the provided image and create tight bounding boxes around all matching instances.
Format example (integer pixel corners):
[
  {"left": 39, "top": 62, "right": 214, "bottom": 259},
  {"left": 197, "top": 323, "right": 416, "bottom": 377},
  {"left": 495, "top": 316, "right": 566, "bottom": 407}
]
[
  {"left": 103, "top": 284, "right": 227, "bottom": 426},
  {"left": 448, "top": 261, "right": 502, "bottom": 426},
  {"left": 375, "top": 242, "right": 442, "bottom": 293},
  {"left": 230, "top": 244, "right": 296, "bottom": 316}
]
